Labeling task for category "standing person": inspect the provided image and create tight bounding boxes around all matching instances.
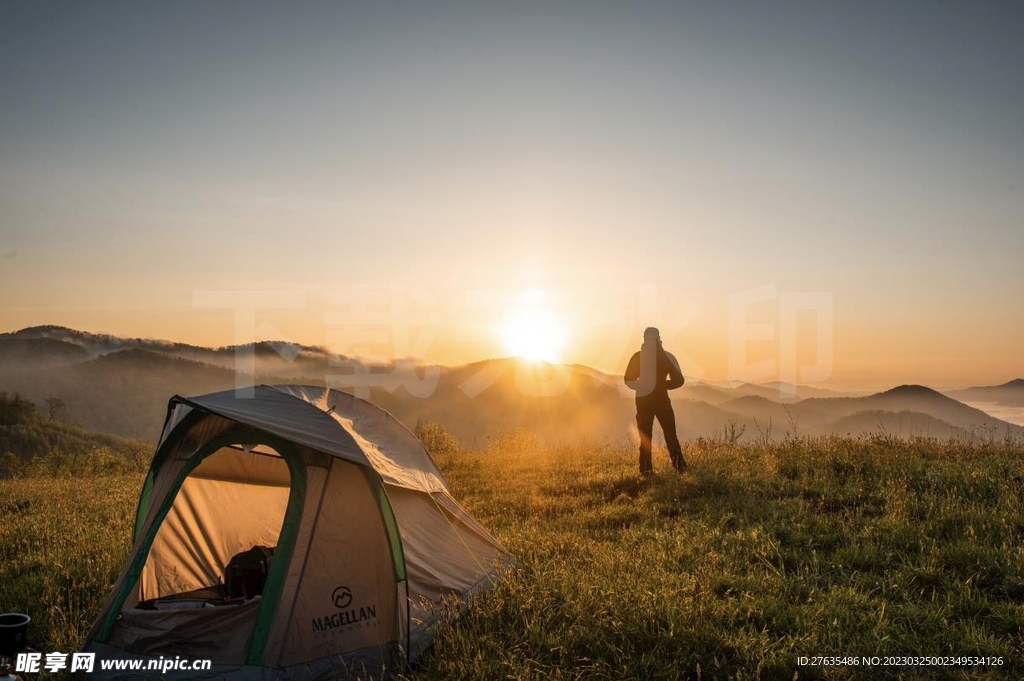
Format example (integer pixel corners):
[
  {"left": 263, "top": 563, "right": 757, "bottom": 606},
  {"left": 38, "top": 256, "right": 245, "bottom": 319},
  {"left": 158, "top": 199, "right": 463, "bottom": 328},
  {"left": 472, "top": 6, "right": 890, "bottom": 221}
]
[{"left": 623, "top": 327, "right": 687, "bottom": 474}]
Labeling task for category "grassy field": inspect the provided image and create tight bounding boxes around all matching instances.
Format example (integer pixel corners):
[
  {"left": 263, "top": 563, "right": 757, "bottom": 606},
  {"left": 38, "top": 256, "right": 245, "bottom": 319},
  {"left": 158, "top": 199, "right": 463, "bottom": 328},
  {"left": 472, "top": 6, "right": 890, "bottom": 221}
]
[{"left": 2, "top": 434, "right": 1022, "bottom": 680}]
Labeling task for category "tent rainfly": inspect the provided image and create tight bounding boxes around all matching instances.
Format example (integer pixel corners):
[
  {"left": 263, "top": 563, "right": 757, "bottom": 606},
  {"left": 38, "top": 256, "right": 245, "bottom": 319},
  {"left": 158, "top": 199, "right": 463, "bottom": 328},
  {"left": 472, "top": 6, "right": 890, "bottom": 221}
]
[{"left": 80, "top": 385, "right": 513, "bottom": 679}]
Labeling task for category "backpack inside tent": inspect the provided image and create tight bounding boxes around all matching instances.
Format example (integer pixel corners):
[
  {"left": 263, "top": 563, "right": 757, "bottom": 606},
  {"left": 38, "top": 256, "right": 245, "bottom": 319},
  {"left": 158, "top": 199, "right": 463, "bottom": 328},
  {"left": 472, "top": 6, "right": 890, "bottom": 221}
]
[{"left": 80, "top": 385, "right": 513, "bottom": 679}]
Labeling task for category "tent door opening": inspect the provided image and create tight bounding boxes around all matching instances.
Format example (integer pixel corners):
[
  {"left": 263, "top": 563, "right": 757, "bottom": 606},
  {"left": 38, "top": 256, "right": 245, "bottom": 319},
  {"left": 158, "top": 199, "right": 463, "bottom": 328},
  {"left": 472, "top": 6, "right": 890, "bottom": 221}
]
[{"left": 103, "top": 431, "right": 303, "bottom": 664}]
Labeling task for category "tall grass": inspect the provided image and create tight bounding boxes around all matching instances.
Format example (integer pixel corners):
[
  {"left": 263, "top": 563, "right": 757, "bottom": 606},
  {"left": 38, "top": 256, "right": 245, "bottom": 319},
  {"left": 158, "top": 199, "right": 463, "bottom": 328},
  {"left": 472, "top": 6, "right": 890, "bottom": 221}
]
[
  {"left": 1, "top": 434, "right": 1022, "bottom": 680},
  {"left": 0, "top": 475, "right": 140, "bottom": 653},
  {"left": 411, "top": 434, "right": 1024, "bottom": 680}
]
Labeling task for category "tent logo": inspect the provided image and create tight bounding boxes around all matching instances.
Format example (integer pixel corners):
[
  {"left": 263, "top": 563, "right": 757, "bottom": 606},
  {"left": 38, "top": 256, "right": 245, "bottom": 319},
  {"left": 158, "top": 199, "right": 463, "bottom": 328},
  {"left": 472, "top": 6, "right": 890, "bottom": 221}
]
[
  {"left": 313, "top": 587, "right": 378, "bottom": 634},
  {"left": 332, "top": 586, "right": 353, "bottom": 609}
]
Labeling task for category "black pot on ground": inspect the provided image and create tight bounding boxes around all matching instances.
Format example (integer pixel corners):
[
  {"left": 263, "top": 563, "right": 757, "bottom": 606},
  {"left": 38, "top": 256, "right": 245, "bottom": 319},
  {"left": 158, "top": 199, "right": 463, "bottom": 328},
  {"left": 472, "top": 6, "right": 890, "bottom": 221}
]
[{"left": 0, "top": 613, "right": 30, "bottom": 657}]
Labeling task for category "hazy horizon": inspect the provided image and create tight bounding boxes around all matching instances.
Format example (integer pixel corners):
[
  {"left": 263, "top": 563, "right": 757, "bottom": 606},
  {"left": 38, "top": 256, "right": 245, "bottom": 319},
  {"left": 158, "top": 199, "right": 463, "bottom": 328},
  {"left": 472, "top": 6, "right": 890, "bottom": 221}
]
[
  {"left": 2, "top": 2, "right": 1022, "bottom": 391},
  {"left": 3, "top": 322, "right": 1022, "bottom": 396}
]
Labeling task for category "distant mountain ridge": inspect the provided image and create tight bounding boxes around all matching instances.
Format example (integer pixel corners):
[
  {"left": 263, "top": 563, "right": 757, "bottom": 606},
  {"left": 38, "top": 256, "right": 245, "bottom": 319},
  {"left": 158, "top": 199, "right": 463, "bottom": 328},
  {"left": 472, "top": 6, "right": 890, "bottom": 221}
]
[
  {"left": 6, "top": 323, "right": 329, "bottom": 355},
  {"left": 945, "top": 378, "right": 1024, "bottom": 409},
  {"left": 1, "top": 326, "right": 1022, "bottom": 445}
]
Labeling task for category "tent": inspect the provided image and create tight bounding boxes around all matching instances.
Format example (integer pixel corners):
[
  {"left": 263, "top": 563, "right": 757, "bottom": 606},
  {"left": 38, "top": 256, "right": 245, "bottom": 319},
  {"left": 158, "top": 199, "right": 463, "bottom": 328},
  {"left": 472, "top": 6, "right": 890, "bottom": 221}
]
[{"left": 81, "top": 385, "right": 513, "bottom": 679}]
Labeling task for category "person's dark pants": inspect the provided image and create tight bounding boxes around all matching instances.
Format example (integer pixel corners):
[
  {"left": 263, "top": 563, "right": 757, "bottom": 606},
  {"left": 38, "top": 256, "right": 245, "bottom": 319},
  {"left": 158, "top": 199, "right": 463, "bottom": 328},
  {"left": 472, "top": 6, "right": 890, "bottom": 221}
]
[{"left": 636, "top": 396, "right": 686, "bottom": 473}]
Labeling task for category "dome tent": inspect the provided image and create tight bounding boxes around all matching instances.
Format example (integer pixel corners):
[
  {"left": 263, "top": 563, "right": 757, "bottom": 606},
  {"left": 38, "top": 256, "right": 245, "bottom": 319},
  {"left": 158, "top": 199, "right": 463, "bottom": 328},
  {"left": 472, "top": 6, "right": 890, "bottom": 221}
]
[{"left": 81, "top": 385, "right": 512, "bottom": 679}]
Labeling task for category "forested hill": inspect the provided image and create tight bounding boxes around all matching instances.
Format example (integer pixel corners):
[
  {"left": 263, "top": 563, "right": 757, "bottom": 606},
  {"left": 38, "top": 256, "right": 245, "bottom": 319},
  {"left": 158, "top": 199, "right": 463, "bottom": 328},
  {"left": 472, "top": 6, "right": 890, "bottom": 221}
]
[{"left": 0, "top": 392, "right": 150, "bottom": 477}]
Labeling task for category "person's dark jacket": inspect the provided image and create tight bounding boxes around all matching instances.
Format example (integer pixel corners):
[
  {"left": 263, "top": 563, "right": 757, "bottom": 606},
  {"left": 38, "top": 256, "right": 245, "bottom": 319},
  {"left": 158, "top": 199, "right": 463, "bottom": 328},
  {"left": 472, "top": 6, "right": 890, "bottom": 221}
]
[{"left": 624, "top": 344, "right": 684, "bottom": 401}]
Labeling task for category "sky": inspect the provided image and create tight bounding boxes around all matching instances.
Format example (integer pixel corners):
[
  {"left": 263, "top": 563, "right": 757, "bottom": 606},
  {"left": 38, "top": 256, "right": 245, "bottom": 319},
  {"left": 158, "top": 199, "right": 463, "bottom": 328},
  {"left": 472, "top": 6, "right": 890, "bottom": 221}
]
[{"left": 1, "top": 1, "right": 1022, "bottom": 390}]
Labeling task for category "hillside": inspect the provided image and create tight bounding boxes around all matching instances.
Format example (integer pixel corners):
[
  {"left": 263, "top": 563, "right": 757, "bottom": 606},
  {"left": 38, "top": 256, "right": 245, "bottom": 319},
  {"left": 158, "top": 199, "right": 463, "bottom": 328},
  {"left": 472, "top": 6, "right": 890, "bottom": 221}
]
[
  {"left": 0, "top": 336, "right": 90, "bottom": 369},
  {"left": 1, "top": 326, "right": 1022, "bottom": 445},
  {"left": 0, "top": 349, "right": 242, "bottom": 440},
  {"left": 368, "top": 359, "right": 635, "bottom": 448},
  {"left": 0, "top": 392, "right": 149, "bottom": 476},
  {"left": 824, "top": 409, "right": 959, "bottom": 439}
]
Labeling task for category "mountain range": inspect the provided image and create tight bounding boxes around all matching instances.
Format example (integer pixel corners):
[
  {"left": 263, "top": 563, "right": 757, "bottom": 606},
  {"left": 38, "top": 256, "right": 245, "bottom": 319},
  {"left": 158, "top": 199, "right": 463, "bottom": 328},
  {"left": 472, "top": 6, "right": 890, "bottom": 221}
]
[{"left": 1, "top": 325, "right": 1022, "bottom": 446}]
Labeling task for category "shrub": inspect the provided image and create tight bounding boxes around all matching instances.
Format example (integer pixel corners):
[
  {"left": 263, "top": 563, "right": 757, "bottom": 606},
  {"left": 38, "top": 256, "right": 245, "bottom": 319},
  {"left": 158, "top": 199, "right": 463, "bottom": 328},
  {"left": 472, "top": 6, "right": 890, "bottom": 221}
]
[
  {"left": 415, "top": 419, "right": 460, "bottom": 458},
  {"left": 0, "top": 451, "right": 22, "bottom": 477}
]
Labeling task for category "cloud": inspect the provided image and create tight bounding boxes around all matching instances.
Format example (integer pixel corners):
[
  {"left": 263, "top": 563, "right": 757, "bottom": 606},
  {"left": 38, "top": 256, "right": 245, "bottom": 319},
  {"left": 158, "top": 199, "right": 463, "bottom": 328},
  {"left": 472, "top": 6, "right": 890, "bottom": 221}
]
[{"left": 0, "top": 250, "right": 16, "bottom": 260}]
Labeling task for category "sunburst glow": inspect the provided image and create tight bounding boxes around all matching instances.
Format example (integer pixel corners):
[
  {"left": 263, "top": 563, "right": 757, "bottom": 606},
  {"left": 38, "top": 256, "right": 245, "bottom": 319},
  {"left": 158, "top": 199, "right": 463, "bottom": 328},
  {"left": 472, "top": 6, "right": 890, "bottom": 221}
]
[{"left": 500, "top": 307, "right": 567, "bottom": 363}]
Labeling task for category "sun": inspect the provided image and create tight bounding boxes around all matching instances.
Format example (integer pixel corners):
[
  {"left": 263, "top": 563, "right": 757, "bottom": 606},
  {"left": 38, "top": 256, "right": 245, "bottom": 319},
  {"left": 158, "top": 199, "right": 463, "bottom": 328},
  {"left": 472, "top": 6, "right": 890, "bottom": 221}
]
[{"left": 500, "top": 308, "right": 567, "bottom": 363}]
